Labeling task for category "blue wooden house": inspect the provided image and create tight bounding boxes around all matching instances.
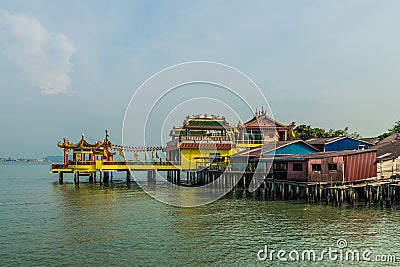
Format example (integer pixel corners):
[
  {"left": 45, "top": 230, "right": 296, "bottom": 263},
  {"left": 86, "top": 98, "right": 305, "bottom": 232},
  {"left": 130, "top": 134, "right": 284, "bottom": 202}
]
[
  {"left": 306, "top": 136, "right": 372, "bottom": 152},
  {"left": 230, "top": 140, "right": 319, "bottom": 172}
]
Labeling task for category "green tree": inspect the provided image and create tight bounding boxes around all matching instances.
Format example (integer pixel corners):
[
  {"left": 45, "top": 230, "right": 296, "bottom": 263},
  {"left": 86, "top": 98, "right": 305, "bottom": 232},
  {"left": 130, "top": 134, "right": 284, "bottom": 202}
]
[
  {"left": 378, "top": 120, "right": 400, "bottom": 140},
  {"left": 294, "top": 125, "right": 362, "bottom": 140},
  {"left": 389, "top": 120, "right": 400, "bottom": 134},
  {"left": 294, "top": 125, "right": 328, "bottom": 140}
]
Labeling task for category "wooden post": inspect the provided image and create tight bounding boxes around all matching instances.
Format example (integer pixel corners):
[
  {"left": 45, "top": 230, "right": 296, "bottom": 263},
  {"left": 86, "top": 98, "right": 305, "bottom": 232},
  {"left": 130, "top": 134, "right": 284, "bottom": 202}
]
[
  {"left": 126, "top": 171, "right": 131, "bottom": 183},
  {"left": 103, "top": 172, "right": 109, "bottom": 183},
  {"left": 59, "top": 172, "right": 63, "bottom": 184},
  {"left": 306, "top": 186, "right": 309, "bottom": 202},
  {"left": 177, "top": 171, "right": 181, "bottom": 185},
  {"left": 74, "top": 171, "right": 79, "bottom": 185},
  {"left": 271, "top": 181, "right": 274, "bottom": 199},
  {"left": 340, "top": 189, "right": 344, "bottom": 207},
  {"left": 319, "top": 184, "right": 323, "bottom": 202},
  {"left": 147, "top": 170, "right": 156, "bottom": 184}
]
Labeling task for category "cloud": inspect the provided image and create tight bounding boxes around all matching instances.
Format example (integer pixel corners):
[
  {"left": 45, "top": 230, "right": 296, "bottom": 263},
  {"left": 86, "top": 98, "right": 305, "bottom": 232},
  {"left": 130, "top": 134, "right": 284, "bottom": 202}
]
[{"left": 0, "top": 10, "right": 76, "bottom": 95}]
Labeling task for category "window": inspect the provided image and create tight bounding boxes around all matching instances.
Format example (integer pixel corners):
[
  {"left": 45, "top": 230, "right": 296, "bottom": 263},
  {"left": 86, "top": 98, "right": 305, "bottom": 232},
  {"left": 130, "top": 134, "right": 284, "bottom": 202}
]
[
  {"left": 312, "top": 164, "right": 322, "bottom": 172},
  {"left": 274, "top": 163, "right": 287, "bottom": 171},
  {"left": 293, "top": 163, "right": 303, "bottom": 171},
  {"left": 209, "top": 153, "right": 221, "bottom": 158},
  {"left": 328, "top": 163, "right": 337, "bottom": 171}
]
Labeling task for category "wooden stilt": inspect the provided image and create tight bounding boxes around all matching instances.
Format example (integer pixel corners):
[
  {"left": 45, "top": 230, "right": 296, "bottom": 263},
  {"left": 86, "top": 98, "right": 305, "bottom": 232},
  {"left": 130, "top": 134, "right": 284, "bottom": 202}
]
[
  {"left": 59, "top": 172, "right": 63, "bottom": 184},
  {"left": 126, "top": 171, "right": 131, "bottom": 183},
  {"left": 103, "top": 172, "right": 109, "bottom": 183},
  {"left": 74, "top": 171, "right": 79, "bottom": 185}
]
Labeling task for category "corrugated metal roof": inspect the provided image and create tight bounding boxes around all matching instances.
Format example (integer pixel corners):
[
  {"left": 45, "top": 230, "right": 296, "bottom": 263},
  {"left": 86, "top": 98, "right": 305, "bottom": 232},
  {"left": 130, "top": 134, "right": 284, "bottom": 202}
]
[
  {"left": 306, "top": 136, "right": 345, "bottom": 145},
  {"left": 307, "top": 136, "right": 374, "bottom": 146},
  {"left": 232, "top": 140, "right": 319, "bottom": 157},
  {"left": 374, "top": 134, "right": 400, "bottom": 161},
  {"left": 269, "top": 149, "right": 377, "bottom": 160}
]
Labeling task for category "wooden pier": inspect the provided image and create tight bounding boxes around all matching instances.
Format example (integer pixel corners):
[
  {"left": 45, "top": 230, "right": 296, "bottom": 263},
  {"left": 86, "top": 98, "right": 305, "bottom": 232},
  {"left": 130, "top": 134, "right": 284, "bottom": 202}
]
[{"left": 51, "top": 120, "right": 400, "bottom": 208}]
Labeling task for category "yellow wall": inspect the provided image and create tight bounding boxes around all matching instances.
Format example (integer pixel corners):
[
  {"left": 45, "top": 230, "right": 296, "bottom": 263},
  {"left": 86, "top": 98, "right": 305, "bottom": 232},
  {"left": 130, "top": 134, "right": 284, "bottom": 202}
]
[{"left": 179, "top": 148, "right": 238, "bottom": 170}]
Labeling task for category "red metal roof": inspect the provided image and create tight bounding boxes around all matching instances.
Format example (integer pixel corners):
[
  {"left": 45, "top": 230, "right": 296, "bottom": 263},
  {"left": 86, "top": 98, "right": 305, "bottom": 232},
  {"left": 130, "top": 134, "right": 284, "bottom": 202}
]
[
  {"left": 243, "top": 114, "right": 291, "bottom": 128},
  {"left": 178, "top": 143, "right": 233, "bottom": 149}
]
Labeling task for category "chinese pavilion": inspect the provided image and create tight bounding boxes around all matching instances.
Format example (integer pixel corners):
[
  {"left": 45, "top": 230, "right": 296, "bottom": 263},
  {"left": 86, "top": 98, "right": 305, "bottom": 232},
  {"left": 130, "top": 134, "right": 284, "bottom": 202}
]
[
  {"left": 237, "top": 107, "right": 295, "bottom": 144},
  {"left": 57, "top": 130, "right": 115, "bottom": 167}
]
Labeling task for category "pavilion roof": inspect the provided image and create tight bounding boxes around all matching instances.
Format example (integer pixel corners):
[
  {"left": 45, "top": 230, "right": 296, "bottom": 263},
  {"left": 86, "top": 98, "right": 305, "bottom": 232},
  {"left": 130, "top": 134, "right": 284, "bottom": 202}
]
[
  {"left": 184, "top": 117, "right": 229, "bottom": 130},
  {"left": 243, "top": 110, "right": 294, "bottom": 129},
  {"left": 170, "top": 115, "right": 232, "bottom": 136},
  {"left": 57, "top": 130, "right": 112, "bottom": 150}
]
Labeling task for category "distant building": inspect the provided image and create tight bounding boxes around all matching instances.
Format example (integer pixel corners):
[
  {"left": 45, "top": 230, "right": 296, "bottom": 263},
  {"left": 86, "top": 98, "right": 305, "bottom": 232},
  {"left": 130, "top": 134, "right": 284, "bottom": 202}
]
[
  {"left": 230, "top": 140, "right": 319, "bottom": 172},
  {"left": 374, "top": 134, "right": 400, "bottom": 179},
  {"left": 360, "top": 137, "right": 380, "bottom": 146},
  {"left": 258, "top": 149, "right": 377, "bottom": 183},
  {"left": 165, "top": 111, "right": 295, "bottom": 170},
  {"left": 165, "top": 115, "right": 238, "bottom": 170},
  {"left": 306, "top": 136, "right": 372, "bottom": 152},
  {"left": 237, "top": 108, "right": 295, "bottom": 144},
  {"left": 57, "top": 130, "right": 115, "bottom": 167}
]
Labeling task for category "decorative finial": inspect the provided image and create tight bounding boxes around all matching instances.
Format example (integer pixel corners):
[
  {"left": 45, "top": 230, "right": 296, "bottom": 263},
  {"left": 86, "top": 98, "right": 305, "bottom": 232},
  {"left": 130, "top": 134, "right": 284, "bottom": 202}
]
[
  {"left": 261, "top": 106, "right": 264, "bottom": 115},
  {"left": 105, "top": 129, "right": 109, "bottom": 141}
]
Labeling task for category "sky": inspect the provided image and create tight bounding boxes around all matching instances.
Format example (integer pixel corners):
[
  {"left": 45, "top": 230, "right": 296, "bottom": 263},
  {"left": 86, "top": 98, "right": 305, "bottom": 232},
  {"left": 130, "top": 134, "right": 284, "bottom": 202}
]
[{"left": 0, "top": 0, "right": 399, "bottom": 158}]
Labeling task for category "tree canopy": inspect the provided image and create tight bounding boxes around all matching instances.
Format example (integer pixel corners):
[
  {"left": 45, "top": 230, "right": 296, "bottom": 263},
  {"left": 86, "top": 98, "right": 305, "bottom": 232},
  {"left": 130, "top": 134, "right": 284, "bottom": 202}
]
[
  {"left": 378, "top": 120, "right": 400, "bottom": 139},
  {"left": 294, "top": 125, "right": 362, "bottom": 141}
]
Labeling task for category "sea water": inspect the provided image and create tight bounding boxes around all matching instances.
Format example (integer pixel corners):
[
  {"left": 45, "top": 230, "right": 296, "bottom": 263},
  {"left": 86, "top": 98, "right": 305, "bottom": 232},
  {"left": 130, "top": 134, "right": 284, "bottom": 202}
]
[{"left": 0, "top": 162, "right": 399, "bottom": 266}]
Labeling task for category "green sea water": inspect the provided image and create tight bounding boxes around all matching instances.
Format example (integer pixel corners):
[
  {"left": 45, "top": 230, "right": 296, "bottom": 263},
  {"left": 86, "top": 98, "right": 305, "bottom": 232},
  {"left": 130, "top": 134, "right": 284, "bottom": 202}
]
[{"left": 0, "top": 163, "right": 399, "bottom": 266}]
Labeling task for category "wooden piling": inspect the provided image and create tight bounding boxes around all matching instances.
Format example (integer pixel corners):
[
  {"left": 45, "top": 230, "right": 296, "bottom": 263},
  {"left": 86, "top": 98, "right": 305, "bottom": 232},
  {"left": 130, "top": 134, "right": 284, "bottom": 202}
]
[
  {"left": 103, "top": 172, "right": 109, "bottom": 183},
  {"left": 59, "top": 172, "right": 63, "bottom": 184},
  {"left": 126, "top": 171, "right": 131, "bottom": 183},
  {"left": 74, "top": 171, "right": 79, "bottom": 185}
]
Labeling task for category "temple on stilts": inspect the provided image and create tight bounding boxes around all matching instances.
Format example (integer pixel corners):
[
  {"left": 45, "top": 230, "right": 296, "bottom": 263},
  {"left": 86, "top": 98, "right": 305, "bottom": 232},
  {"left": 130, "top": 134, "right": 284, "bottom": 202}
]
[{"left": 51, "top": 108, "right": 400, "bottom": 208}]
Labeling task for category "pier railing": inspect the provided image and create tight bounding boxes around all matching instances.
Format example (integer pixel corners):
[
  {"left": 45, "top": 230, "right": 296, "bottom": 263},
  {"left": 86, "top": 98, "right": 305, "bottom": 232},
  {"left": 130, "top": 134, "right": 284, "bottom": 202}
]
[
  {"left": 166, "top": 138, "right": 268, "bottom": 148},
  {"left": 52, "top": 160, "right": 181, "bottom": 170}
]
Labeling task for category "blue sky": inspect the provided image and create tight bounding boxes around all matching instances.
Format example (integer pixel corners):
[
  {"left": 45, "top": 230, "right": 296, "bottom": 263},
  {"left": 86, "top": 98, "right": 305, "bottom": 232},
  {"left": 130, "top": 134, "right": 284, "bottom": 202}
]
[{"left": 0, "top": 1, "right": 399, "bottom": 157}]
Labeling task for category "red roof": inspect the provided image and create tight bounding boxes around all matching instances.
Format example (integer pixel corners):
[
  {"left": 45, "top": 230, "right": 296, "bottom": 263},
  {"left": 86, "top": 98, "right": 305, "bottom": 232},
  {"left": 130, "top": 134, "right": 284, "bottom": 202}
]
[
  {"left": 178, "top": 143, "right": 233, "bottom": 149},
  {"left": 244, "top": 114, "right": 292, "bottom": 129}
]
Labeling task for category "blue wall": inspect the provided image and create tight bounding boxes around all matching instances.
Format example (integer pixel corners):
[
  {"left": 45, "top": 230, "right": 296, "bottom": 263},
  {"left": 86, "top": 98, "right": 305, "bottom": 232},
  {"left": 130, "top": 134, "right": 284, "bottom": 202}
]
[
  {"left": 264, "top": 142, "right": 318, "bottom": 155},
  {"left": 325, "top": 138, "right": 369, "bottom": 152}
]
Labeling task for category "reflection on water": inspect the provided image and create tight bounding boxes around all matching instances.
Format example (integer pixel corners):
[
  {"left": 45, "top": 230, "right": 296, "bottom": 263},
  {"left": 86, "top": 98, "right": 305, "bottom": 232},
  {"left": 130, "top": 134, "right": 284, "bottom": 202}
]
[{"left": 1, "top": 163, "right": 400, "bottom": 266}]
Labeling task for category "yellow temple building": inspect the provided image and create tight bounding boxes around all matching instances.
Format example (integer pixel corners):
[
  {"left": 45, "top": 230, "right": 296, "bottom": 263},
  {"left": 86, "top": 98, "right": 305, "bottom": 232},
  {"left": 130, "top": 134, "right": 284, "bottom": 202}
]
[{"left": 165, "top": 110, "right": 295, "bottom": 170}]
